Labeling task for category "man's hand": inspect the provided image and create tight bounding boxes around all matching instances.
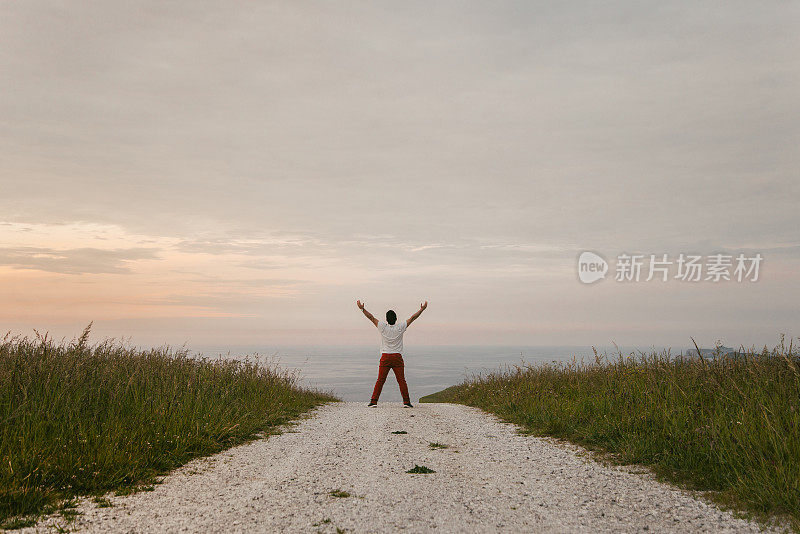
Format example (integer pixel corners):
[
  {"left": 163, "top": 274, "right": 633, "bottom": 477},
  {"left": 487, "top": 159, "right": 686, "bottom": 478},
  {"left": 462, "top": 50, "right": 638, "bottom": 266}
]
[
  {"left": 357, "top": 299, "right": 378, "bottom": 326},
  {"left": 407, "top": 300, "right": 428, "bottom": 327}
]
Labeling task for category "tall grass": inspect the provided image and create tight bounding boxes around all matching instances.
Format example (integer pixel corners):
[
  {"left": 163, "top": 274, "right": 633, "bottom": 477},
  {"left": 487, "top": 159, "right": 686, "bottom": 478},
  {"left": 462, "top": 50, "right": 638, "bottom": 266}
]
[
  {"left": 0, "top": 325, "right": 336, "bottom": 526},
  {"left": 421, "top": 338, "right": 800, "bottom": 528}
]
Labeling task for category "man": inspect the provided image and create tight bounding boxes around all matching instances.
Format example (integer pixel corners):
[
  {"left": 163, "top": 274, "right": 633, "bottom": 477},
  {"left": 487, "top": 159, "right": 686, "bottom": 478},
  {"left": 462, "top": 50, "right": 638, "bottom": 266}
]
[{"left": 356, "top": 300, "right": 428, "bottom": 407}]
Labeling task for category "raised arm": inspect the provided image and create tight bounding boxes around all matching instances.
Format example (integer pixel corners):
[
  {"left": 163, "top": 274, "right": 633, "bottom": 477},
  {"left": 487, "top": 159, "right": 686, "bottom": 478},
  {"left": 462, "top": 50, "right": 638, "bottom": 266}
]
[
  {"left": 356, "top": 300, "right": 378, "bottom": 327},
  {"left": 406, "top": 301, "right": 428, "bottom": 327}
]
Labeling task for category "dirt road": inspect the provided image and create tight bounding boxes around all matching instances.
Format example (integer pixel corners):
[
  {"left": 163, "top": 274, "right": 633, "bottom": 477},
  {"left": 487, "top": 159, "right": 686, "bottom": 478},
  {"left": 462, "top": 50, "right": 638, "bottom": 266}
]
[{"left": 24, "top": 402, "right": 770, "bottom": 533}]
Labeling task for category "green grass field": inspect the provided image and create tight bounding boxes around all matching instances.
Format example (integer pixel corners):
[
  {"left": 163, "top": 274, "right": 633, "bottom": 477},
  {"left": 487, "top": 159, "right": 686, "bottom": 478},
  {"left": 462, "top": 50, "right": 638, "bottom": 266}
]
[
  {"left": 0, "top": 325, "right": 336, "bottom": 528},
  {"left": 421, "top": 338, "right": 800, "bottom": 529}
]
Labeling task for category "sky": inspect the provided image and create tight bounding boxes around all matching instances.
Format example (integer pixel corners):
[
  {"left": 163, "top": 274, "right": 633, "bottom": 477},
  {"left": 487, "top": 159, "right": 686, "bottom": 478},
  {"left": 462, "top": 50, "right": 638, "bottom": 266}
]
[{"left": 1, "top": 1, "right": 798, "bottom": 350}]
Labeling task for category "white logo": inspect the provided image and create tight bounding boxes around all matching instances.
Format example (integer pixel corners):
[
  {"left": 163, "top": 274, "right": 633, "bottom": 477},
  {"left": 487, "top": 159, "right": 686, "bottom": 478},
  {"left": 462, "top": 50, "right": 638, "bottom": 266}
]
[
  {"left": 577, "top": 251, "right": 608, "bottom": 284},
  {"left": 576, "top": 251, "right": 762, "bottom": 284}
]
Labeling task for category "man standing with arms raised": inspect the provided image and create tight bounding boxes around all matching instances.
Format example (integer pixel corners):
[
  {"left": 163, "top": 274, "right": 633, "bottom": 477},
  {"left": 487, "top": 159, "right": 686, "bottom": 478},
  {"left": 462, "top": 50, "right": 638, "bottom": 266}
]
[{"left": 356, "top": 300, "right": 428, "bottom": 407}]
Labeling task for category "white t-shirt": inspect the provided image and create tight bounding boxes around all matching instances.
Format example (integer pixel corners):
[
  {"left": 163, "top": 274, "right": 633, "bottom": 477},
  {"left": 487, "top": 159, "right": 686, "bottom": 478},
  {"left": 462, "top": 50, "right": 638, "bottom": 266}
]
[{"left": 377, "top": 320, "right": 407, "bottom": 354}]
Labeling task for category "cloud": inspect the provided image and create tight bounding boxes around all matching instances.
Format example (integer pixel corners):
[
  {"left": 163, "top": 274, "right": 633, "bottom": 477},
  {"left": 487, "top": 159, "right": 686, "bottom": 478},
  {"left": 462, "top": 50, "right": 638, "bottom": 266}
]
[
  {"left": 0, "top": 2, "right": 797, "bottom": 345},
  {"left": 1, "top": 1, "right": 796, "bottom": 252},
  {"left": 142, "top": 277, "right": 311, "bottom": 315},
  {"left": 175, "top": 234, "right": 317, "bottom": 255},
  {"left": 0, "top": 246, "right": 160, "bottom": 274}
]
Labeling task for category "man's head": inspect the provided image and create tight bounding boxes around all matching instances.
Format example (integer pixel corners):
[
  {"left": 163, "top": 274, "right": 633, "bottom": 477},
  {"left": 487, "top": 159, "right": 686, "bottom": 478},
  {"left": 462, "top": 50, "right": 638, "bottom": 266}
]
[{"left": 386, "top": 310, "right": 397, "bottom": 325}]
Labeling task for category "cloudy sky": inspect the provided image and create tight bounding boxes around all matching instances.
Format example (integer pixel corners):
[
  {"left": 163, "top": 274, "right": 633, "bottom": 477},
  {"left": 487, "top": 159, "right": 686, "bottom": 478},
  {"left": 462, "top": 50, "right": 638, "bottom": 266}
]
[{"left": 1, "top": 1, "right": 798, "bottom": 349}]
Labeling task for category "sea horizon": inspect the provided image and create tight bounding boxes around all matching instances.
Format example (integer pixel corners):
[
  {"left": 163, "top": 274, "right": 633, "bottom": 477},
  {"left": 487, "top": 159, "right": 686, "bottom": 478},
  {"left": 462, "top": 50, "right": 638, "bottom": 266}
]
[{"left": 186, "top": 343, "right": 692, "bottom": 401}]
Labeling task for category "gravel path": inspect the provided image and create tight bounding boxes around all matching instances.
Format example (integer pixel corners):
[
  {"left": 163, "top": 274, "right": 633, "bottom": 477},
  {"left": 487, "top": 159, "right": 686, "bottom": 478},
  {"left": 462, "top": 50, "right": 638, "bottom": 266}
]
[{"left": 22, "top": 402, "right": 772, "bottom": 533}]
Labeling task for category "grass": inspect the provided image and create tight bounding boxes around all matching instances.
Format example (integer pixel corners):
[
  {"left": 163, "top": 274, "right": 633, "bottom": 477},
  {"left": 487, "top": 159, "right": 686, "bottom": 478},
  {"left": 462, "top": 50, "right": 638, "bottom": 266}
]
[
  {"left": 428, "top": 442, "right": 448, "bottom": 450},
  {"left": 328, "top": 489, "right": 351, "bottom": 498},
  {"left": 406, "top": 465, "right": 435, "bottom": 474},
  {"left": 91, "top": 496, "right": 112, "bottom": 508},
  {"left": 390, "top": 430, "right": 407, "bottom": 434},
  {"left": 0, "top": 516, "right": 37, "bottom": 530},
  {"left": 0, "top": 325, "right": 337, "bottom": 528},
  {"left": 421, "top": 337, "right": 800, "bottom": 529},
  {"left": 59, "top": 507, "right": 80, "bottom": 520}
]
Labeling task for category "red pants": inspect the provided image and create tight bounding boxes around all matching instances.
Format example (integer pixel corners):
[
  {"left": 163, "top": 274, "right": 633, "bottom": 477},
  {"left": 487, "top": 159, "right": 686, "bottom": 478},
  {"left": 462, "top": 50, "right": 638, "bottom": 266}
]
[{"left": 371, "top": 353, "right": 410, "bottom": 403}]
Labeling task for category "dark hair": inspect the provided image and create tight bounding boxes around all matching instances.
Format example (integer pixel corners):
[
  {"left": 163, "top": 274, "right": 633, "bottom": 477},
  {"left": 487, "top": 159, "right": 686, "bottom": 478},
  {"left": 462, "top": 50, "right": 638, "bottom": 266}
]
[{"left": 386, "top": 310, "right": 397, "bottom": 325}]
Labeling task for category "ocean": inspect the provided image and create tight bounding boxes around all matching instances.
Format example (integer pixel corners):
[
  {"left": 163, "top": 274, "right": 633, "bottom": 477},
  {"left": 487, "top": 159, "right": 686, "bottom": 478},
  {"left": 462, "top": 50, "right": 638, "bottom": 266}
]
[{"left": 187, "top": 344, "right": 640, "bottom": 402}]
